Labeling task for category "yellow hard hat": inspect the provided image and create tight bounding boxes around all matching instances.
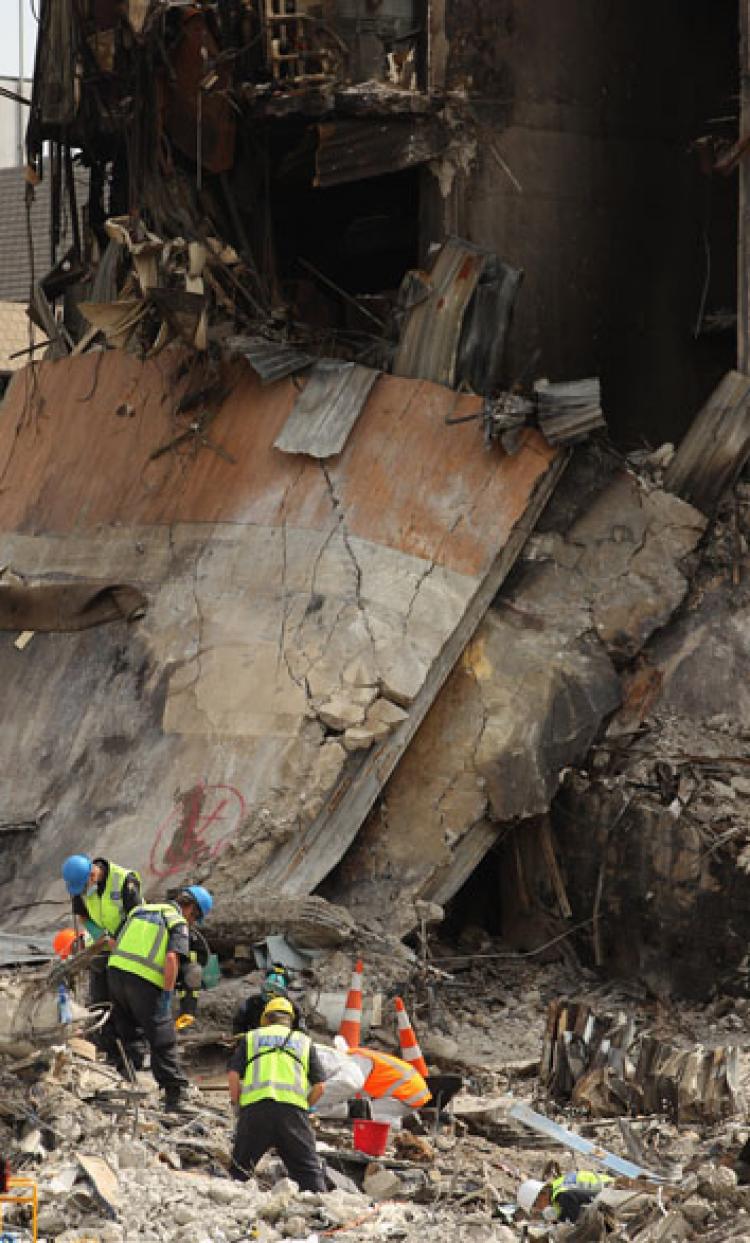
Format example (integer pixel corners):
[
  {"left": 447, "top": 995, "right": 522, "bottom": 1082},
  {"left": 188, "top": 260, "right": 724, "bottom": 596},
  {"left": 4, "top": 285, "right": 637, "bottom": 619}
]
[{"left": 261, "top": 996, "right": 294, "bottom": 1021}]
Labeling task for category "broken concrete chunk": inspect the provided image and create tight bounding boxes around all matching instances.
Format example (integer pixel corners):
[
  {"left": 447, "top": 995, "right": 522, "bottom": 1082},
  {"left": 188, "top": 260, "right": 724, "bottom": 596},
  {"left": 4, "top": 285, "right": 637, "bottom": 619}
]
[
  {"left": 378, "top": 644, "right": 431, "bottom": 706},
  {"left": 317, "top": 686, "right": 378, "bottom": 731},
  {"left": 342, "top": 726, "right": 377, "bottom": 752},
  {"left": 363, "top": 1164, "right": 404, "bottom": 1200},
  {"left": 342, "top": 651, "right": 380, "bottom": 687},
  {"left": 366, "top": 697, "right": 409, "bottom": 730}
]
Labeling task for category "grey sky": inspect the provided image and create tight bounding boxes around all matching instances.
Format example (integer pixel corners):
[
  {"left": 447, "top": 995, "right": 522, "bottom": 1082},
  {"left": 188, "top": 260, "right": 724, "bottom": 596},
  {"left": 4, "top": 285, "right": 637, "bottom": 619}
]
[{"left": 0, "top": 1, "right": 37, "bottom": 81}]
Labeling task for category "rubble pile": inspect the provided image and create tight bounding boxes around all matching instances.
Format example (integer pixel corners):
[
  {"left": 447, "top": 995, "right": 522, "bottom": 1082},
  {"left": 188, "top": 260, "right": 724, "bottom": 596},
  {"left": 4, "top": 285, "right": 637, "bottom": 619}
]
[{"left": 3, "top": 942, "right": 750, "bottom": 1241}]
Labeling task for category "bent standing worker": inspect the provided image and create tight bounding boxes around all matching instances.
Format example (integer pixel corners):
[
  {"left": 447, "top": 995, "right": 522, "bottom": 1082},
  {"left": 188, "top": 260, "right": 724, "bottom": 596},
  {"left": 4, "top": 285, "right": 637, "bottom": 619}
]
[
  {"left": 107, "top": 900, "right": 191, "bottom": 1112},
  {"left": 228, "top": 996, "right": 327, "bottom": 1191},
  {"left": 311, "top": 1041, "right": 431, "bottom": 1123},
  {"left": 174, "top": 885, "right": 213, "bottom": 1028},
  {"left": 62, "top": 854, "right": 142, "bottom": 1055},
  {"left": 517, "top": 1171, "right": 614, "bottom": 1223}
]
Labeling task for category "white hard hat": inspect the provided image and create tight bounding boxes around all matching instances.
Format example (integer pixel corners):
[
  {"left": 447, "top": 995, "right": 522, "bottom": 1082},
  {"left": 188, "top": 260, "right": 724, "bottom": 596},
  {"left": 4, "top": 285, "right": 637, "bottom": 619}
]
[{"left": 517, "top": 1178, "right": 546, "bottom": 1213}]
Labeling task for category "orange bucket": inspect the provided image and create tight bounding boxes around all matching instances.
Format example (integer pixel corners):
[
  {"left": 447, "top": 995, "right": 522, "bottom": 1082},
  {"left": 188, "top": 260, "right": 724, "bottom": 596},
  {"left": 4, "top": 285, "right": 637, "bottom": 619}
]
[{"left": 352, "top": 1120, "right": 390, "bottom": 1157}]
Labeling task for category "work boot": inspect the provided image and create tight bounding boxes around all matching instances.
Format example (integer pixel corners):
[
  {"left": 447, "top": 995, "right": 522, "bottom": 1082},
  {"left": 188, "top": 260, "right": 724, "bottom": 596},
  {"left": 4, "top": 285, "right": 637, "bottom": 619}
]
[{"left": 163, "top": 1087, "right": 190, "bottom": 1114}]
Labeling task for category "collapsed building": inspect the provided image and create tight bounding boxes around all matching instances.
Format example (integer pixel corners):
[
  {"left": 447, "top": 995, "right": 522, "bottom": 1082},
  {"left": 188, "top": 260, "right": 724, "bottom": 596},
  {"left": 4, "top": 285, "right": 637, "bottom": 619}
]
[
  {"left": 1, "top": 0, "right": 750, "bottom": 1011},
  {"left": 6, "top": 5, "right": 750, "bottom": 1242}
]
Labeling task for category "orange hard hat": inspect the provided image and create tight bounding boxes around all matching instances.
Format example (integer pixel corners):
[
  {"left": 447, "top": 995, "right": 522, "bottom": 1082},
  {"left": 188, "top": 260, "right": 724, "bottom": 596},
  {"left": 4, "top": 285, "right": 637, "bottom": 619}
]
[{"left": 53, "top": 928, "right": 77, "bottom": 959}]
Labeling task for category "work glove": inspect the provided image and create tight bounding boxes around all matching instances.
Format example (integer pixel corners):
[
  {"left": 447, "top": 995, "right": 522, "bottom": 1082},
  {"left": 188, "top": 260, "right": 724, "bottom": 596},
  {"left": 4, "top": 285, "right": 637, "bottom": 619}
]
[{"left": 156, "top": 990, "right": 174, "bottom": 1020}]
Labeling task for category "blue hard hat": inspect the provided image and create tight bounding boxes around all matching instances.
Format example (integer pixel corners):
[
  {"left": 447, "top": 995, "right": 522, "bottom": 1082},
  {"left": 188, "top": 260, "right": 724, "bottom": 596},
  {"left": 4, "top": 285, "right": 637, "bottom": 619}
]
[
  {"left": 62, "top": 854, "right": 93, "bottom": 896},
  {"left": 181, "top": 884, "right": 213, "bottom": 921}
]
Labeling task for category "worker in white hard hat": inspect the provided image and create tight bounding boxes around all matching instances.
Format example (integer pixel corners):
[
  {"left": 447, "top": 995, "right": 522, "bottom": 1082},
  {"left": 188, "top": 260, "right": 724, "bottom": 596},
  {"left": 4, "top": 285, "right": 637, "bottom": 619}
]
[{"left": 517, "top": 1170, "right": 614, "bottom": 1223}]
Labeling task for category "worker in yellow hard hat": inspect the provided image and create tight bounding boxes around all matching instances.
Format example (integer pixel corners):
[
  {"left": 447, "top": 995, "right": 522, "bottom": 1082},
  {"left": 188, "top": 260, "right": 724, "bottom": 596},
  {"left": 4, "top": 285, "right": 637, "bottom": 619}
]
[{"left": 227, "top": 995, "right": 327, "bottom": 1191}]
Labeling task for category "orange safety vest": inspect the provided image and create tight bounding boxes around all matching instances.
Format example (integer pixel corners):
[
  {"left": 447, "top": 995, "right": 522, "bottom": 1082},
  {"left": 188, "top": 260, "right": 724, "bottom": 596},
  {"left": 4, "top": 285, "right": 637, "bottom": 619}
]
[{"left": 349, "top": 1047, "right": 431, "bottom": 1108}]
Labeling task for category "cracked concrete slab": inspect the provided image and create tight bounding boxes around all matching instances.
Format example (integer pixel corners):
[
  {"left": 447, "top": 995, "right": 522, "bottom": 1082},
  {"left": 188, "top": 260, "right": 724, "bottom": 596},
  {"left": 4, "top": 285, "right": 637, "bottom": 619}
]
[
  {"left": 326, "top": 468, "right": 706, "bottom": 933},
  {"left": 0, "top": 350, "right": 563, "bottom": 916}
]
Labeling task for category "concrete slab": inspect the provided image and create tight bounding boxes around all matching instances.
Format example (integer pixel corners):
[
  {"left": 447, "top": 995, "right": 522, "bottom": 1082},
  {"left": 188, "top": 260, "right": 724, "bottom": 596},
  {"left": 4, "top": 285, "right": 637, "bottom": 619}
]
[{"left": 0, "top": 350, "right": 563, "bottom": 916}]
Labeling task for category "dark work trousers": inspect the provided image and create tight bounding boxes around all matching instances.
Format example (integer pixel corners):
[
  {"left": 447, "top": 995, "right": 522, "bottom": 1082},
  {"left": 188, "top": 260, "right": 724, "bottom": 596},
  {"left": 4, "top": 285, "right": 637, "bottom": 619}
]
[
  {"left": 107, "top": 967, "right": 188, "bottom": 1095},
  {"left": 89, "top": 950, "right": 119, "bottom": 1060},
  {"left": 91, "top": 952, "right": 146, "bottom": 1070},
  {"left": 231, "top": 1100, "right": 326, "bottom": 1191}
]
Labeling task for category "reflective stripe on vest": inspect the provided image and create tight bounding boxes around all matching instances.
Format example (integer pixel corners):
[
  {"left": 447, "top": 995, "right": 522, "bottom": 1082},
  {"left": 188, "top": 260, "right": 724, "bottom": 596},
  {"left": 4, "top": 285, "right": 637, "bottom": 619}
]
[
  {"left": 84, "top": 862, "right": 142, "bottom": 936},
  {"left": 240, "top": 1025, "right": 311, "bottom": 1109},
  {"left": 108, "top": 903, "right": 185, "bottom": 987},
  {"left": 349, "top": 1047, "right": 431, "bottom": 1108}
]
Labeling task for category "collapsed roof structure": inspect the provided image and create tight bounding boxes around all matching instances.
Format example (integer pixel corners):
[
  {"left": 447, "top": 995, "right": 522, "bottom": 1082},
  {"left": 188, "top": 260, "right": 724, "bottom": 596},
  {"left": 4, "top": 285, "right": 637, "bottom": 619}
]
[{"left": 5, "top": 0, "right": 750, "bottom": 1001}]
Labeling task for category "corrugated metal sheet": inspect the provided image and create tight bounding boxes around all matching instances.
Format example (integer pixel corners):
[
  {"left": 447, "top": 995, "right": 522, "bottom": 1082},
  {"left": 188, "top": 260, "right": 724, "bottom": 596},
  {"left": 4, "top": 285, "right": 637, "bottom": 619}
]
[
  {"left": 456, "top": 256, "right": 524, "bottom": 395},
  {"left": 273, "top": 360, "right": 380, "bottom": 458},
  {"left": 392, "top": 237, "right": 485, "bottom": 388},
  {"left": 226, "top": 334, "right": 314, "bottom": 384},
  {"left": 314, "top": 117, "right": 447, "bottom": 188}
]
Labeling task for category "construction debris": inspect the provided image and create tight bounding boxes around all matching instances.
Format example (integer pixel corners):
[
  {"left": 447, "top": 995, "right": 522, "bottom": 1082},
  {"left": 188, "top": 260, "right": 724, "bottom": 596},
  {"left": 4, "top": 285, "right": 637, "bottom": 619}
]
[{"left": 541, "top": 999, "right": 742, "bottom": 1123}]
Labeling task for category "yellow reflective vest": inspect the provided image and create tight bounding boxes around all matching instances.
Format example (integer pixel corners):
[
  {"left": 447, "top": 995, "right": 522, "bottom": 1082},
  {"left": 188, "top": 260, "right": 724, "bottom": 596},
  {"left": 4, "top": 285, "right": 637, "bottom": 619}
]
[
  {"left": 108, "top": 903, "right": 186, "bottom": 988},
  {"left": 551, "top": 1171, "right": 613, "bottom": 1217},
  {"left": 240, "top": 1024, "right": 311, "bottom": 1110},
  {"left": 83, "top": 862, "right": 142, "bottom": 936}
]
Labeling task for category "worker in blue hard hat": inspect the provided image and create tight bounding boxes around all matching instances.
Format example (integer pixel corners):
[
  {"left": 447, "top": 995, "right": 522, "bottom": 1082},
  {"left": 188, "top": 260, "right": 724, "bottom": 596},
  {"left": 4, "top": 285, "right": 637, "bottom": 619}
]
[
  {"left": 174, "top": 886, "right": 214, "bottom": 1029},
  {"left": 62, "top": 853, "right": 143, "bottom": 1060}
]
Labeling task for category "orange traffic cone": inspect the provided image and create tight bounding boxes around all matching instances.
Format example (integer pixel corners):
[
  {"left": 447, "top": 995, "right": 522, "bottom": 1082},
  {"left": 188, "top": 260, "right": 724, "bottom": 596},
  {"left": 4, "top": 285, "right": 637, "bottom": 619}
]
[
  {"left": 338, "top": 959, "right": 364, "bottom": 1048},
  {"left": 394, "top": 996, "right": 429, "bottom": 1078}
]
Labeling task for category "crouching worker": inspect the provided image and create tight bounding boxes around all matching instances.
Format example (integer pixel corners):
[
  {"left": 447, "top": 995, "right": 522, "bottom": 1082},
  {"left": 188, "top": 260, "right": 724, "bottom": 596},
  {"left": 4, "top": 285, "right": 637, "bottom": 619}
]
[
  {"left": 311, "top": 1040, "right": 431, "bottom": 1124},
  {"left": 517, "top": 1171, "right": 614, "bottom": 1223},
  {"left": 228, "top": 996, "right": 327, "bottom": 1191}
]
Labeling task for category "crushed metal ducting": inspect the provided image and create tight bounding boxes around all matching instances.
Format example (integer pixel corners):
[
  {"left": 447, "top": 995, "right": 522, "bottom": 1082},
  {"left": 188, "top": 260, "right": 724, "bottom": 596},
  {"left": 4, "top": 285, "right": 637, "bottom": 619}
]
[{"left": 393, "top": 238, "right": 524, "bottom": 395}]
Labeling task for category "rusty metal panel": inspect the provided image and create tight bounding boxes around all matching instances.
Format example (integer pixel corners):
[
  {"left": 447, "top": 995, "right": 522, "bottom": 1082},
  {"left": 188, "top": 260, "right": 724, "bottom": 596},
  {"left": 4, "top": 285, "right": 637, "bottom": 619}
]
[
  {"left": 273, "top": 360, "right": 380, "bottom": 458},
  {"left": 314, "top": 118, "right": 447, "bottom": 188}
]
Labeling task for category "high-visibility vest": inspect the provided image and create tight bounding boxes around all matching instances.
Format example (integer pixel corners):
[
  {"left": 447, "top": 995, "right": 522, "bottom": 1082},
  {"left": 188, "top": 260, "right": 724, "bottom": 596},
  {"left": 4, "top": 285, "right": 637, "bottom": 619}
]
[
  {"left": 349, "top": 1047, "right": 431, "bottom": 1108},
  {"left": 108, "top": 903, "right": 186, "bottom": 988},
  {"left": 551, "top": 1171, "right": 613, "bottom": 1215},
  {"left": 83, "top": 862, "right": 142, "bottom": 936},
  {"left": 240, "top": 1024, "right": 311, "bottom": 1110}
]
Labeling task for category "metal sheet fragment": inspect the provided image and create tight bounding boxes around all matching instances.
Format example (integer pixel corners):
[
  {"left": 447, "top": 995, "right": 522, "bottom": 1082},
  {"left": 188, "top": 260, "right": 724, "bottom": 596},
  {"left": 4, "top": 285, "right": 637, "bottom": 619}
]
[
  {"left": 225, "top": 335, "right": 315, "bottom": 384},
  {"left": 508, "top": 1101, "right": 669, "bottom": 1182},
  {"left": 274, "top": 360, "right": 380, "bottom": 458}
]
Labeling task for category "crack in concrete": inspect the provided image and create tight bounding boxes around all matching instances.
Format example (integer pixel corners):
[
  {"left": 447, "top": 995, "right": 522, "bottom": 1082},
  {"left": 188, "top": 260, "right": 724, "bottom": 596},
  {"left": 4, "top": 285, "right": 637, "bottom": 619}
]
[
  {"left": 276, "top": 464, "right": 309, "bottom": 696},
  {"left": 182, "top": 540, "right": 217, "bottom": 732},
  {"left": 319, "top": 461, "right": 377, "bottom": 652},
  {"left": 403, "top": 512, "right": 464, "bottom": 638},
  {"left": 433, "top": 664, "right": 489, "bottom": 839}
]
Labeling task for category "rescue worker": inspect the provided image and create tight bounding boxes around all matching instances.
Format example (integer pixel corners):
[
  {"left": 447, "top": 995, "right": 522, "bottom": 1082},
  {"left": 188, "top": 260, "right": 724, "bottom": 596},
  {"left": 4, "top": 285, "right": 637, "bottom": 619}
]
[
  {"left": 228, "top": 996, "right": 326, "bottom": 1191},
  {"left": 62, "top": 854, "right": 142, "bottom": 1056},
  {"left": 232, "top": 963, "right": 304, "bottom": 1034},
  {"left": 107, "top": 899, "right": 191, "bottom": 1111},
  {"left": 310, "top": 1041, "right": 431, "bottom": 1123},
  {"left": 517, "top": 1171, "right": 614, "bottom": 1223},
  {"left": 174, "top": 885, "right": 213, "bottom": 1028}
]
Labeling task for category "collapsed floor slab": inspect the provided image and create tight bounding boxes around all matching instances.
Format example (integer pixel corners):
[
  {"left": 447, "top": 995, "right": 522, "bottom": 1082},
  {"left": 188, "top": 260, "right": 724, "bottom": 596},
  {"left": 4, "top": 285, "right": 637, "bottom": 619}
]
[
  {"left": 325, "top": 463, "right": 706, "bottom": 936},
  {"left": 0, "top": 349, "right": 563, "bottom": 915}
]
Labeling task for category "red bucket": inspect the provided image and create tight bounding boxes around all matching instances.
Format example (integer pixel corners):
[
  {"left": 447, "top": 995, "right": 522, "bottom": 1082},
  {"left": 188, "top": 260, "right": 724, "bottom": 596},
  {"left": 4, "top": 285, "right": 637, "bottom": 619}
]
[{"left": 352, "top": 1119, "right": 390, "bottom": 1157}]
